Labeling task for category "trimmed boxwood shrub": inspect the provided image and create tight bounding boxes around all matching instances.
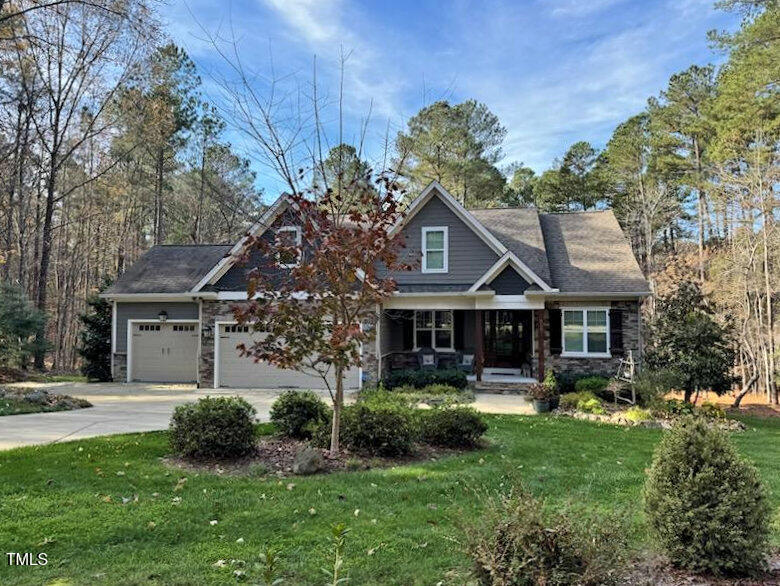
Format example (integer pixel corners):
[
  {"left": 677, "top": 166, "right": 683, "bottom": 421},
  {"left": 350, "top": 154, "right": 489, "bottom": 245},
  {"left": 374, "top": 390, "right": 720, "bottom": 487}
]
[
  {"left": 644, "top": 417, "right": 770, "bottom": 576},
  {"left": 381, "top": 368, "right": 467, "bottom": 390},
  {"left": 270, "top": 390, "right": 330, "bottom": 439},
  {"left": 340, "top": 403, "right": 415, "bottom": 456},
  {"left": 169, "top": 396, "right": 256, "bottom": 460},
  {"left": 419, "top": 406, "right": 487, "bottom": 448},
  {"left": 574, "top": 375, "right": 609, "bottom": 396}
]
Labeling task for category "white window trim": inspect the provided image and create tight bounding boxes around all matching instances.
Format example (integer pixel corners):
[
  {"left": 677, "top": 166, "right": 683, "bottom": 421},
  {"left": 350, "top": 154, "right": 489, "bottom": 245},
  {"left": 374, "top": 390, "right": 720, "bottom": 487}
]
[
  {"left": 560, "top": 307, "right": 611, "bottom": 358},
  {"left": 421, "top": 226, "right": 448, "bottom": 274},
  {"left": 276, "top": 225, "right": 302, "bottom": 268},
  {"left": 413, "top": 309, "right": 454, "bottom": 351}
]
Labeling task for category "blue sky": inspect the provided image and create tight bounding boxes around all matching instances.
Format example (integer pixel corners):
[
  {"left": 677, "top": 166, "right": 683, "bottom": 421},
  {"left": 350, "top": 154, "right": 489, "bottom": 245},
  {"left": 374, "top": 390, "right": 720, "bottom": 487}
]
[{"left": 160, "top": 0, "right": 740, "bottom": 199}]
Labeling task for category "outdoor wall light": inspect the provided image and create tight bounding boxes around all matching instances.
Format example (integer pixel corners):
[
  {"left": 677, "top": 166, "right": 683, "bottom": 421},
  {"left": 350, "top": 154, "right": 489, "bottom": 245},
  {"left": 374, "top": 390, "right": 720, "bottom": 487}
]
[{"left": 158, "top": 311, "right": 168, "bottom": 323}]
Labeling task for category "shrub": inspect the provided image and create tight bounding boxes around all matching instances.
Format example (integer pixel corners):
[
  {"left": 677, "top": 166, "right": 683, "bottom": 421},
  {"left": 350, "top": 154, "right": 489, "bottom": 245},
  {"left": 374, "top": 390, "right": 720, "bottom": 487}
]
[
  {"left": 698, "top": 401, "right": 726, "bottom": 420},
  {"left": 466, "top": 488, "right": 627, "bottom": 585},
  {"left": 632, "top": 367, "right": 682, "bottom": 407},
  {"left": 560, "top": 391, "right": 598, "bottom": 410},
  {"left": 528, "top": 382, "right": 556, "bottom": 401},
  {"left": 574, "top": 375, "right": 609, "bottom": 396},
  {"left": 381, "top": 368, "right": 467, "bottom": 390},
  {"left": 169, "top": 396, "right": 256, "bottom": 460},
  {"left": 657, "top": 398, "right": 695, "bottom": 417},
  {"left": 318, "top": 403, "right": 415, "bottom": 456},
  {"left": 418, "top": 406, "right": 487, "bottom": 448},
  {"left": 644, "top": 417, "right": 770, "bottom": 575},
  {"left": 542, "top": 369, "right": 558, "bottom": 394},
  {"left": 270, "top": 390, "right": 330, "bottom": 439},
  {"left": 624, "top": 406, "right": 652, "bottom": 422},
  {"left": 0, "top": 281, "right": 46, "bottom": 369},
  {"left": 578, "top": 397, "right": 605, "bottom": 415}
]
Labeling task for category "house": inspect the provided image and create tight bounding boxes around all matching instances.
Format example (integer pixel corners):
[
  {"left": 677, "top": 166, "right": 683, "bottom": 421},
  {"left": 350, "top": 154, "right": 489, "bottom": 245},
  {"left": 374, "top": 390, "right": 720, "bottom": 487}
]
[{"left": 102, "top": 182, "right": 650, "bottom": 389}]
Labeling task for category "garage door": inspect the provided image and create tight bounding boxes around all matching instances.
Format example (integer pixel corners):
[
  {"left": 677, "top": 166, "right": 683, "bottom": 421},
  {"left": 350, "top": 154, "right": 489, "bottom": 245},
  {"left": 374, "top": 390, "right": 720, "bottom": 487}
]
[
  {"left": 216, "top": 324, "right": 360, "bottom": 389},
  {"left": 130, "top": 322, "right": 198, "bottom": 382}
]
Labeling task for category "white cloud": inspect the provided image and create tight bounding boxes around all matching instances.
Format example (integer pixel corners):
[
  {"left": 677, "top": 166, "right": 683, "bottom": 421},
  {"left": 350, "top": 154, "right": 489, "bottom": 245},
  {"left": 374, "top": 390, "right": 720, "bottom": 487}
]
[{"left": 546, "top": 0, "right": 627, "bottom": 17}]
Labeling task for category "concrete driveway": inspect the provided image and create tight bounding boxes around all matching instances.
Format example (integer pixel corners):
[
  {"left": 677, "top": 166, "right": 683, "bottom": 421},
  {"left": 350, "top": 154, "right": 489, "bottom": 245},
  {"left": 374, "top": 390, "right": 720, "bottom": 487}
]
[{"left": 0, "top": 382, "right": 532, "bottom": 450}]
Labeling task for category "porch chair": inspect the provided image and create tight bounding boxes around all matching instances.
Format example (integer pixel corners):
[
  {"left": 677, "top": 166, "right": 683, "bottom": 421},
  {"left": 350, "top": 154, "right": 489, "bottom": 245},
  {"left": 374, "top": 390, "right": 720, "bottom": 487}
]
[
  {"left": 417, "top": 347, "right": 438, "bottom": 371},
  {"left": 459, "top": 350, "right": 475, "bottom": 375}
]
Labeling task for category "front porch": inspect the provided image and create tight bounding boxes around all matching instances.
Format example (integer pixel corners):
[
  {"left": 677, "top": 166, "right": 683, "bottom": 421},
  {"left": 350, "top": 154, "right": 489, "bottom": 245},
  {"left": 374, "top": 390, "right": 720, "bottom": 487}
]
[{"left": 378, "top": 308, "right": 546, "bottom": 384}]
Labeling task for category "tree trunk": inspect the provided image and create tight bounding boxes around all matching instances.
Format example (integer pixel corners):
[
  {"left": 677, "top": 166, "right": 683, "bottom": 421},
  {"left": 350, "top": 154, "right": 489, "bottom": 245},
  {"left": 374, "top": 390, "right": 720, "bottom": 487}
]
[
  {"left": 330, "top": 365, "right": 344, "bottom": 454},
  {"left": 33, "top": 170, "right": 56, "bottom": 369},
  {"left": 154, "top": 146, "right": 165, "bottom": 245},
  {"left": 694, "top": 138, "right": 705, "bottom": 283}
]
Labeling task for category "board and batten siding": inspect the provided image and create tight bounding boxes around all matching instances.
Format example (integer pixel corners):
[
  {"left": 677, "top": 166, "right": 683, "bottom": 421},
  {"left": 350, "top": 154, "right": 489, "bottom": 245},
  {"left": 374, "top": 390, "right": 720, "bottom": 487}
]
[
  {"left": 386, "top": 193, "right": 500, "bottom": 287},
  {"left": 115, "top": 302, "right": 199, "bottom": 353}
]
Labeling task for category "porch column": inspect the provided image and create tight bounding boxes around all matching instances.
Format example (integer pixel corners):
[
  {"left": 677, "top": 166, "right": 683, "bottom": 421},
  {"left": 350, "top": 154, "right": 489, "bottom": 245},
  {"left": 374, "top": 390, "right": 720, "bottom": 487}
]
[
  {"left": 475, "top": 310, "right": 484, "bottom": 382},
  {"left": 536, "top": 309, "right": 545, "bottom": 382}
]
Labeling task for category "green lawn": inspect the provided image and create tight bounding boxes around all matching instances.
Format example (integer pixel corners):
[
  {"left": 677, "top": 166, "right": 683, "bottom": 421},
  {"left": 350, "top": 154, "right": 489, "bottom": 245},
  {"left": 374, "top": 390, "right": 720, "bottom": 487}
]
[{"left": 1, "top": 415, "right": 778, "bottom": 585}]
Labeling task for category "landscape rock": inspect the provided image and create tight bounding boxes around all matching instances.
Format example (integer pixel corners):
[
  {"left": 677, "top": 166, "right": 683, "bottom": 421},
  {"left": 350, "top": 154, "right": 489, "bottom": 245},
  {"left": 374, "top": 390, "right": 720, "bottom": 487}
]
[
  {"left": 23, "top": 390, "right": 50, "bottom": 404},
  {"left": 292, "top": 445, "right": 324, "bottom": 475}
]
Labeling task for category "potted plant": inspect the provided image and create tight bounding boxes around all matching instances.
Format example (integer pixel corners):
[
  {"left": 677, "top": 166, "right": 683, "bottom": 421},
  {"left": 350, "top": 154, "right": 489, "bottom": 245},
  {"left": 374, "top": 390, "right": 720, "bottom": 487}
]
[
  {"left": 528, "top": 383, "right": 555, "bottom": 413},
  {"left": 542, "top": 369, "right": 560, "bottom": 410}
]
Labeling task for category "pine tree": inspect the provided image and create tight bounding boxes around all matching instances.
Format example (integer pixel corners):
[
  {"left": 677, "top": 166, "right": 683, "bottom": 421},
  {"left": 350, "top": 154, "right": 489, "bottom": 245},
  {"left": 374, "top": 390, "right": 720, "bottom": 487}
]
[{"left": 78, "top": 291, "right": 112, "bottom": 381}]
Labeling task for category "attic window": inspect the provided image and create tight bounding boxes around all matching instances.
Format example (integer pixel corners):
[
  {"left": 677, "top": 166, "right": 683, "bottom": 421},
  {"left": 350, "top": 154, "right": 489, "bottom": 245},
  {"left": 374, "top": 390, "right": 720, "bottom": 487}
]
[
  {"left": 276, "top": 226, "right": 302, "bottom": 268},
  {"left": 422, "top": 226, "right": 448, "bottom": 273}
]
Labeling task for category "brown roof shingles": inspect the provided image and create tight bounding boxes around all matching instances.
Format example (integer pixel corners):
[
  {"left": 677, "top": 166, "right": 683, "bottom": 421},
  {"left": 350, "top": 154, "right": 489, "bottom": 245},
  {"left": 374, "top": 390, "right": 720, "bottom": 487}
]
[
  {"left": 105, "top": 245, "right": 232, "bottom": 294},
  {"left": 538, "top": 210, "right": 649, "bottom": 293}
]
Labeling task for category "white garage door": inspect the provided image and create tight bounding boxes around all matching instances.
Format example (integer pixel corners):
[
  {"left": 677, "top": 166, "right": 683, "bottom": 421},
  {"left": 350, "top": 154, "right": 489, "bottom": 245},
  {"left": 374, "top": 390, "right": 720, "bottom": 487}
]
[
  {"left": 216, "top": 324, "right": 360, "bottom": 389},
  {"left": 130, "top": 322, "right": 198, "bottom": 383}
]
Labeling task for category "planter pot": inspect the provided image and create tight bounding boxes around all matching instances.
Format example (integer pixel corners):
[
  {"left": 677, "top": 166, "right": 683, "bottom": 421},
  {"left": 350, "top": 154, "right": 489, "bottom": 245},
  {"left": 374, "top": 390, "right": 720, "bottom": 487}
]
[{"left": 533, "top": 399, "right": 551, "bottom": 413}]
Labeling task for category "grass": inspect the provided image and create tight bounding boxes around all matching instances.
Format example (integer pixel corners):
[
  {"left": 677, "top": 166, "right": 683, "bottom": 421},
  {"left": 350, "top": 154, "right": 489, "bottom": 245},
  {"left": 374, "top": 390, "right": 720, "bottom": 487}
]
[{"left": 1, "top": 415, "right": 778, "bottom": 585}]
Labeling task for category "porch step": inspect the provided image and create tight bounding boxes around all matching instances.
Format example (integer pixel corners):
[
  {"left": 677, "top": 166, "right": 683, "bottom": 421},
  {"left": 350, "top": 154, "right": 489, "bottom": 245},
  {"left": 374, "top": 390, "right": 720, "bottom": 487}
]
[{"left": 471, "top": 381, "right": 534, "bottom": 395}]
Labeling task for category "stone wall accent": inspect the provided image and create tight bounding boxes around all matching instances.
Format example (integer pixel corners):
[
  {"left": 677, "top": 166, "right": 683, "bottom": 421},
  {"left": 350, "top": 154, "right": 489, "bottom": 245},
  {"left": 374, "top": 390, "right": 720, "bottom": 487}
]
[
  {"left": 112, "top": 353, "right": 127, "bottom": 382},
  {"left": 543, "top": 300, "right": 642, "bottom": 380},
  {"left": 199, "top": 300, "right": 244, "bottom": 388},
  {"left": 362, "top": 310, "right": 380, "bottom": 386}
]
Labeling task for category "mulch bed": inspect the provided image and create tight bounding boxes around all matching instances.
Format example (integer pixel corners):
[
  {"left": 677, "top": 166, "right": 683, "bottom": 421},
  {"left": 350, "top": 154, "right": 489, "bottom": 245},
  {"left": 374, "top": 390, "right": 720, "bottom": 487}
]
[
  {"left": 623, "top": 551, "right": 780, "bottom": 585},
  {"left": 163, "top": 436, "right": 471, "bottom": 477}
]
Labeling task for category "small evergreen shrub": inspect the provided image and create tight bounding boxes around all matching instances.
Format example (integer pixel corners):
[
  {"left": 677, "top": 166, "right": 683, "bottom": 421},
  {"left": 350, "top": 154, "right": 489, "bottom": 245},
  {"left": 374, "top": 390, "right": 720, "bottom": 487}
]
[
  {"left": 465, "top": 489, "right": 628, "bottom": 585},
  {"left": 169, "top": 396, "right": 256, "bottom": 460},
  {"left": 658, "top": 398, "right": 695, "bottom": 416},
  {"left": 78, "top": 291, "right": 112, "bottom": 381},
  {"left": 560, "top": 391, "right": 598, "bottom": 410},
  {"left": 698, "top": 401, "right": 726, "bottom": 420},
  {"left": 418, "top": 406, "right": 487, "bottom": 448},
  {"left": 574, "top": 375, "right": 609, "bottom": 396},
  {"left": 644, "top": 417, "right": 770, "bottom": 576},
  {"left": 322, "top": 403, "right": 415, "bottom": 456},
  {"left": 270, "top": 390, "right": 330, "bottom": 439},
  {"left": 542, "top": 369, "right": 559, "bottom": 394},
  {"left": 381, "top": 368, "right": 467, "bottom": 390}
]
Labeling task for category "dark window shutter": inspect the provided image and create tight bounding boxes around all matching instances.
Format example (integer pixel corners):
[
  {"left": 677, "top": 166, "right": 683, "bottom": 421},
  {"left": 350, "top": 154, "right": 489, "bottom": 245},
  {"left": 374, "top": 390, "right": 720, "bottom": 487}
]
[
  {"left": 549, "top": 308, "right": 562, "bottom": 355},
  {"left": 610, "top": 308, "right": 624, "bottom": 356},
  {"left": 454, "top": 310, "right": 464, "bottom": 351},
  {"left": 402, "top": 313, "right": 414, "bottom": 351}
]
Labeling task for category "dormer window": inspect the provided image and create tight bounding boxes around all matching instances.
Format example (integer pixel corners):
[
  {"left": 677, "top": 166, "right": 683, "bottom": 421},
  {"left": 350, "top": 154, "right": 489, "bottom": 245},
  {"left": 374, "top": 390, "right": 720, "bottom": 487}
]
[
  {"left": 276, "top": 226, "right": 302, "bottom": 268},
  {"left": 422, "top": 226, "right": 448, "bottom": 273}
]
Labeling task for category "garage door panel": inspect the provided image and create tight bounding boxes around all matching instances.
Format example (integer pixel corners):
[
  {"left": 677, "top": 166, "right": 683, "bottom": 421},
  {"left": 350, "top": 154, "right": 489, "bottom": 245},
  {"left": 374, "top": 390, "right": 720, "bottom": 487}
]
[
  {"left": 131, "top": 323, "right": 198, "bottom": 383},
  {"left": 217, "top": 325, "right": 359, "bottom": 389}
]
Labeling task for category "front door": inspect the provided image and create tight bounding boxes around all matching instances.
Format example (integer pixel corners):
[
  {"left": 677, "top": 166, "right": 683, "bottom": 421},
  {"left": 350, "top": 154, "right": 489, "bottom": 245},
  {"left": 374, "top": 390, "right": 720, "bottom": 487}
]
[{"left": 483, "top": 310, "right": 532, "bottom": 369}]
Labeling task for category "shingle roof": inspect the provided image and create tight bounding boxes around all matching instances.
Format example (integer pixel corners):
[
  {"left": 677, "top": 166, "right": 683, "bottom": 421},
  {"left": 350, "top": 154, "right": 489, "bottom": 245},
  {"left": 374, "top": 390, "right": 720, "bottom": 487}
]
[
  {"left": 105, "top": 245, "right": 232, "bottom": 294},
  {"left": 538, "top": 210, "right": 649, "bottom": 293},
  {"left": 469, "top": 208, "right": 552, "bottom": 285}
]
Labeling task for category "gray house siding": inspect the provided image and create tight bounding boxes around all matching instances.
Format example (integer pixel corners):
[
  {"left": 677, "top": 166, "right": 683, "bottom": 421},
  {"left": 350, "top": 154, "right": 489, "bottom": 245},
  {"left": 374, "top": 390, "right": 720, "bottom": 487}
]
[
  {"left": 115, "top": 302, "right": 199, "bottom": 353},
  {"left": 486, "top": 266, "right": 530, "bottom": 294},
  {"left": 386, "top": 192, "right": 500, "bottom": 288}
]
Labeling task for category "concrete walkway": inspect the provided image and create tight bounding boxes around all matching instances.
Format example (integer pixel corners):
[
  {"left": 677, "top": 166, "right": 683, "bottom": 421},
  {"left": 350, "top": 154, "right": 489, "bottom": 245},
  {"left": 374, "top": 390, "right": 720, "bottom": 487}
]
[{"left": 0, "top": 382, "right": 532, "bottom": 450}]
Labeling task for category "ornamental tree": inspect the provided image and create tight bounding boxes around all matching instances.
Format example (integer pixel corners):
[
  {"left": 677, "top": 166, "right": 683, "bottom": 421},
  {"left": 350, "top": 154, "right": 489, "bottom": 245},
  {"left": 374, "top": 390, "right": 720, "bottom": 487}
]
[
  {"left": 645, "top": 281, "right": 735, "bottom": 402},
  {"left": 233, "top": 175, "right": 414, "bottom": 453}
]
